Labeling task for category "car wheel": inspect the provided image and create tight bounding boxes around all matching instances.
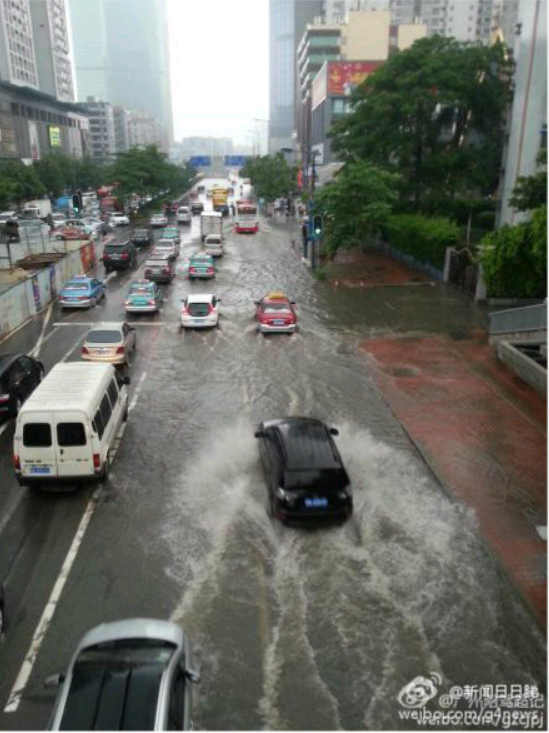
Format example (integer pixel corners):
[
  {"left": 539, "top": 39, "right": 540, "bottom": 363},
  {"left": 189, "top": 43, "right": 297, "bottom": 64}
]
[{"left": 101, "top": 452, "right": 110, "bottom": 481}]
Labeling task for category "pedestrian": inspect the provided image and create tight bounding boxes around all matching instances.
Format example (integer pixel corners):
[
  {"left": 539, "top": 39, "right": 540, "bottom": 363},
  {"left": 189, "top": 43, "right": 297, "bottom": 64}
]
[{"left": 301, "top": 221, "right": 308, "bottom": 257}]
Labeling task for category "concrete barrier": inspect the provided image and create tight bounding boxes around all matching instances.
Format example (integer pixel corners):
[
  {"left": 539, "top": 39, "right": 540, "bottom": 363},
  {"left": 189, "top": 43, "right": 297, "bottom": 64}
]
[
  {"left": 0, "top": 239, "right": 99, "bottom": 342},
  {"left": 497, "top": 340, "right": 547, "bottom": 395}
]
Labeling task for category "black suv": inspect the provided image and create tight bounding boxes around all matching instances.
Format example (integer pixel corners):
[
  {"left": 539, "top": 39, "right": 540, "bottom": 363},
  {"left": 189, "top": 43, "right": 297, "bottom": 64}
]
[
  {"left": 130, "top": 228, "right": 152, "bottom": 247},
  {"left": 0, "top": 353, "right": 44, "bottom": 419},
  {"left": 254, "top": 417, "right": 352, "bottom": 524},
  {"left": 102, "top": 240, "right": 137, "bottom": 272},
  {"left": 190, "top": 201, "right": 204, "bottom": 215}
]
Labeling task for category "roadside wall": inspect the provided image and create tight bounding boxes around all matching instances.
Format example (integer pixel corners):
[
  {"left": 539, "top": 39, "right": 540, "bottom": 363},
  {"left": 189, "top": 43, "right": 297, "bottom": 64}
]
[
  {"left": 371, "top": 238, "right": 444, "bottom": 281},
  {"left": 0, "top": 240, "right": 96, "bottom": 341}
]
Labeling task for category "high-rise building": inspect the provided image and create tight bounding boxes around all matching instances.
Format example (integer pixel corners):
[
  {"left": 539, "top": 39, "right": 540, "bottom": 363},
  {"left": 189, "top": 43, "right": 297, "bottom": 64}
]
[
  {"left": 29, "top": 0, "right": 75, "bottom": 101},
  {"left": 78, "top": 96, "right": 115, "bottom": 161},
  {"left": 0, "top": 0, "right": 39, "bottom": 89},
  {"left": 269, "top": 0, "right": 323, "bottom": 153},
  {"left": 68, "top": 0, "right": 173, "bottom": 149}
]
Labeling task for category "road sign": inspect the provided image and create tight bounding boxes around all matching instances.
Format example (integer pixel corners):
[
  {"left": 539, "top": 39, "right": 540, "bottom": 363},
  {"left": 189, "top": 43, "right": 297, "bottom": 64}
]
[
  {"left": 224, "top": 155, "right": 248, "bottom": 167},
  {"left": 189, "top": 156, "right": 211, "bottom": 167}
]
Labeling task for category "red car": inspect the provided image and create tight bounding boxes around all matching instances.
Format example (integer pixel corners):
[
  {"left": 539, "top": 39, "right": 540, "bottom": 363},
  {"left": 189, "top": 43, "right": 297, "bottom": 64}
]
[
  {"left": 53, "top": 226, "right": 91, "bottom": 241},
  {"left": 254, "top": 292, "right": 297, "bottom": 334}
]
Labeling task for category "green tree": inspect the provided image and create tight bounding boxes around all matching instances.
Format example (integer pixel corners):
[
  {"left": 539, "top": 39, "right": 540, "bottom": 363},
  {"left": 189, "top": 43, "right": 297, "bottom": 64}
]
[
  {"left": 313, "top": 161, "right": 400, "bottom": 254},
  {"left": 509, "top": 149, "right": 547, "bottom": 212},
  {"left": 0, "top": 160, "right": 45, "bottom": 204},
  {"left": 331, "top": 36, "right": 513, "bottom": 210},
  {"left": 109, "top": 146, "right": 194, "bottom": 203},
  {"left": 239, "top": 153, "right": 296, "bottom": 202}
]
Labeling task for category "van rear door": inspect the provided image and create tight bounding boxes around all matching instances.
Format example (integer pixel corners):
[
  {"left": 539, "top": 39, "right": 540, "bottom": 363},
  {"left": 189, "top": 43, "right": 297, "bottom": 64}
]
[
  {"left": 19, "top": 414, "right": 57, "bottom": 478},
  {"left": 55, "top": 413, "right": 93, "bottom": 477}
]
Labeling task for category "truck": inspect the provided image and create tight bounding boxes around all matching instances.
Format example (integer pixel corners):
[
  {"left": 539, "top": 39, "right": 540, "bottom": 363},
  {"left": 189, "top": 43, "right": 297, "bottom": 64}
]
[
  {"left": 211, "top": 187, "right": 229, "bottom": 216},
  {"left": 21, "top": 198, "right": 52, "bottom": 219},
  {"left": 200, "top": 211, "right": 223, "bottom": 242}
]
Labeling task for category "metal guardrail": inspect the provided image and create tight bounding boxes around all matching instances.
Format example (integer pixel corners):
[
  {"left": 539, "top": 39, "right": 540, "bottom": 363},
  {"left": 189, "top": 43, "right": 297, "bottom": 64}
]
[{"left": 489, "top": 303, "right": 547, "bottom": 335}]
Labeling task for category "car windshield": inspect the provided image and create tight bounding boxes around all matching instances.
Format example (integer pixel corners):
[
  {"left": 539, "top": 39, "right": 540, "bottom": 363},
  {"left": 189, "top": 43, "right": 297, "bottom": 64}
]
[
  {"left": 263, "top": 303, "right": 289, "bottom": 313},
  {"left": 78, "top": 638, "right": 176, "bottom": 666},
  {"left": 130, "top": 284, "right": 152, "bottom": 294},
  {"left": 64, "top": 282, "right": 88, "bottom": 290},
  {"left": 105, "top": 245, "right": 125, "bottom": 253},
  {"left": 86, "top": 330, "right": 122, "bottom": 343},
  {"left": 188, "top": 302, "right": 211, "bottom": 316},
  {"left": 192, "top": 257, "right": 211, "bottom": 264},
  {"left": 134, "top": 229, "right": 148, "bottom": 235},
  {"left": 283, "top": 468, "right": 348, "bottom": 491}
]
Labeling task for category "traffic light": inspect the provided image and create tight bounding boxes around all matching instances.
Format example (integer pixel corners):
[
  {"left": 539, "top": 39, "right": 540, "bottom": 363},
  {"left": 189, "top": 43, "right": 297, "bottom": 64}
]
[
  {"left": 313, "top": 215, "right": 323, "bottom": 238},
  {"left": 72, "top": 191, "right": 82, "bottom": 214}
]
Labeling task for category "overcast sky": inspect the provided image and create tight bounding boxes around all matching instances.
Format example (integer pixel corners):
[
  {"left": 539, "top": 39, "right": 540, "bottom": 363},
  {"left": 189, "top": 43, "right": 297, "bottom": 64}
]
[{"left": 167, "top": 0, "right": 269, "bottom": 149}]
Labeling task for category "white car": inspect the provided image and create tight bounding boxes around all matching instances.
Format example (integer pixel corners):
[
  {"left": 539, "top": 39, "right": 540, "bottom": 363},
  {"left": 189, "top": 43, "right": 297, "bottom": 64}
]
[
  {"left": 153, "top": 240, "right": 178, "bottom": 260},
  {"left": 0, "top": 211, "right": 18, "bottom": 224},
  {"left": 109, "top": 212, "right": 130, "bottom": 226},
  {"left": 150, "top": 213, "right": 168, "bottom": 227},
  {"left": 51, "top": 212, "right": 67, "bottom": 226},
  {"left": 82, "top": 217, "right": 104, "bottom": 236},
  {"left": 177, "top": 206, "right": 191, "bottom": 224},
  {"left": 180, "top": 293, "right": 221, "bottom": 329},
  {"left": 204, "top": 234, "right": 224, "bottom": 257}
]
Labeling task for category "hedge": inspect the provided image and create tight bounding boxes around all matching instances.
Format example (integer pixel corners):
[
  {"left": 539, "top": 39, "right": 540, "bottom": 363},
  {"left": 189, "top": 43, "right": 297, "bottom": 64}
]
[{"left": 383, "top": 214, "right": 460, "bottom": 269}]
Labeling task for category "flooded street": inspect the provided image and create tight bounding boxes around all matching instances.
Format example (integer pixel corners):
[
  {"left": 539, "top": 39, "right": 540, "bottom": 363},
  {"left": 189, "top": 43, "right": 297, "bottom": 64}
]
[{"left": 0, "top": 181, "right": 545, "bottom": 730}]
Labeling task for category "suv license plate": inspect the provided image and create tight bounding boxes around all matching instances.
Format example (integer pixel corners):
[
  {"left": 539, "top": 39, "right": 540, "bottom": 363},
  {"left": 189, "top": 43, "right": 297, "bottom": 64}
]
[{"left": 305, "top": 497, "right": 328, "bottom": 508}]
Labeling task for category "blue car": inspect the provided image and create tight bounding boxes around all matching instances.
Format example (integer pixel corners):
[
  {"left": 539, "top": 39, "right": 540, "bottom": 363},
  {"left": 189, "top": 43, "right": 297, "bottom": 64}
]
[{"left": 59, "top": 275, "right": 105, "bottom": 308}]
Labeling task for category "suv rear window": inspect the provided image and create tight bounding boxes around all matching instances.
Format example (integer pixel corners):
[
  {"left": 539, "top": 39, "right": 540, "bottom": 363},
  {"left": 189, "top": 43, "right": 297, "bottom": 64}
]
[
  {"left": 57, "top": 422, "right": 86, "bottom": 446},
  {"left": 105, "top": 244, "right": 126, "bottom": 253},
  {"left": 189, "top": 303, "right": 210, "bottom": 317},
  {"left": 23, "top": 423, "right": 52, "bottom": 447}
]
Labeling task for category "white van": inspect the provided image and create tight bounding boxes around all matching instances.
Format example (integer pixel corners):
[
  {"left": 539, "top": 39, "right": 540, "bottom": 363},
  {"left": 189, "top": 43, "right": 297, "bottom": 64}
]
[
  {"left": 13, "top": 362, "right": 129, "bottom": 488},
  {"left": 177, "top": 206, "right": 191, "bottom": 224}
]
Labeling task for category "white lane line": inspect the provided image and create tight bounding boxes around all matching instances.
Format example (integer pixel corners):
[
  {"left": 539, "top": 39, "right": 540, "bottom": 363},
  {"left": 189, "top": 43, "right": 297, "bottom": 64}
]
[
  {"left": 128, "top": 371, "right": 147, "bottom": 413},
  {"left": 4, "top": 488, "right": 101, "bottom": 713},
  {"left": 28, "top": 303, "right": 53, "bottom": 359},
  {"left": 53, "top": 322, "right": 165, "bottom": 327},
  {"left": 103, "top": 272, "right": 116, "bottom": 283},
  {"left": 40, "top": 325, "right": 60, "bottom": 346},
  {"left": 61, "top": 332, "right": 87, "bottom": 362},
  {"left": 0, "top": 421, "right": 12, "bottom": 438}
]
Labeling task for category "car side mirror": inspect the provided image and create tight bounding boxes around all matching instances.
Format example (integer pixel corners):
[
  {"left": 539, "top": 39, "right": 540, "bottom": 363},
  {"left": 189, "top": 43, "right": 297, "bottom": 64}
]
[
  {"left": 329, "top": 427, "right": 339, "bottom": 436},
  {"left": 44, "top": 673, "right": 65, "bottom": 689},
  {"left": 254, "top": 430, "right": 265, "bottom": 439}
]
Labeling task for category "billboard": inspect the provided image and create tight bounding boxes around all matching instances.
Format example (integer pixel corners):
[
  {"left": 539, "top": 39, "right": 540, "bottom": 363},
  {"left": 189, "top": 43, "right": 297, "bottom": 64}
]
[
  {"left": 48, "top": 125, "right": 61, "bottom": 147},
  {"left": 327, "top": 61, "right": 382, "bottom": 96},
  {"left": 312, "top": 62, "right": 328, "bottom": 111},
  {"left": 188, "top": 156, "right": 211, "bottom": 167},
  {"left": 28, "top": 120, "right": 40, "bottom": 160},
  {"left": 224, "top": 155, "right": 248, "bottom": 167}
]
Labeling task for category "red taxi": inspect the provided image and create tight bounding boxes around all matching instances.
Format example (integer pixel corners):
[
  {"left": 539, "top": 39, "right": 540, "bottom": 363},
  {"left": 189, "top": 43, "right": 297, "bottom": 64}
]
[{"left": 254, "top": 292, "right": 297, "bottom": 334}]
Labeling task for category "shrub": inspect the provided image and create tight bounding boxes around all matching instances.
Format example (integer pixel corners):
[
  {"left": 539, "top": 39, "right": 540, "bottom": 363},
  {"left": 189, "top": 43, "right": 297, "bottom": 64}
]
[
  {"left": 383, "top": 214, "right": 460, "bottom": 268},
  {"left": 478, "top": 207, "right": 546, "bottom": 298}
]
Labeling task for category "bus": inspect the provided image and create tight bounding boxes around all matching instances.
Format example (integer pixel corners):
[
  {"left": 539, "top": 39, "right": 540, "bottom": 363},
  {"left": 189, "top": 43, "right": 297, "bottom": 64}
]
[{"left": 235, "top": 201, "right": 258, "bottom": 234}]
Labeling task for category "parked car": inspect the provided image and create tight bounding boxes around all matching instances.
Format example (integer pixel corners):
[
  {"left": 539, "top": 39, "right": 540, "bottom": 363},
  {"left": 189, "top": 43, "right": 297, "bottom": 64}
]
[
  {"left": 59, "top": 275, "right": 105, "bottom": 308},
  {"left": 150, "top": 213, "right": 168, "bottom": 228},
  {"left": 204, "top": 234, "right": 224, "bottom": 258},
  {"left": 254, "top": 292, "right": 297, "bottom": 334},
  {"left": 109, "top": 212, "right": 130, "bottom": 226},
  {"left": 0, "top": 211, "right": 17, "bottom": 225},
  {"left": 51, "top": 212, "right": 67, "bottom": 227},
  {"left": 131, "top": 228, "right": 152, "bottom": 247},
  {"left": 102, "top": 241, "right": 137, "bottom": 272},
  {"left": 152, "top": 241, "right": 178, "bottom": 261},
  {"left": 54, "top": 225, "right": 91, "bottom": 241},
  {"left": 81, "top": 322, "right": 136, "bottom": 366},
  {"left": 0, "top": 353, "right": 44, "bottom": 419},
  {"left": 125, "top": 280, "right": 163, "bottom": 314},
  {"left": 162, "top": 227, "right": 181, "bottom": 245},
  {"left": 144, "top": 254, "right": 175, "bottom": 283},
  {"left": 177, "top": 206, "right": 191, "bottom": 225},
  {"left": 190, "top": 202, "right": 204, "bottom": 215},
  {"left": 188, "top": 253, "right": 215, "bottom": 280},
  {"left": 180, "top": 293, "right": 220, "bottom": 329},
  {"left": 254, "top": 417, "right": 353, "bottom": 524},
  {"left": 45, "top": 618, "right": 200, "bottom": 731}
]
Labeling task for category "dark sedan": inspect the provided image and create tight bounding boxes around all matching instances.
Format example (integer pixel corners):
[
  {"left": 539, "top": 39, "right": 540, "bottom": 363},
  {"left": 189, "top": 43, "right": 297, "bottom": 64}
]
[
  {"left": 0, "top": 353, "right": 44, "bottom": 419},
  {"left": 254, "top": 417, "right": 353, "bottom": 524},
  {"left": 130, "top": 228, "right": 152, "bottom": 247}
]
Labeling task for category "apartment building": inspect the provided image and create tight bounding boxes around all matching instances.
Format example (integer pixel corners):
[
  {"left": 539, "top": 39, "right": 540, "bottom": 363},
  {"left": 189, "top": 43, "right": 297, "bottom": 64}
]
[
  {"left": 78, "top": 96, "right": 115, "bottom": 162},
  {"left": 29, "top": 0, "right": 75, "bottom": 101},
  {"left": 0, "top": 0, "right": 39, "bottom": 89}
]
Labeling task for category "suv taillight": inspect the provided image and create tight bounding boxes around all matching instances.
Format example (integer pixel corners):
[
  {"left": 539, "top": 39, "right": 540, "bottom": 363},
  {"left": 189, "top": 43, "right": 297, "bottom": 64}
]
[
  {"left": 121, "top": 252, "right": 129, "bottom": 259},
  {"left": 93, "top": 453, "right": 100, "bottom": 470},
  {"left": 116, "top": 346, "right": 125, "bottom": 354},
  {"left": 82, "top": 346, "right": 89, "bottom": 354}
]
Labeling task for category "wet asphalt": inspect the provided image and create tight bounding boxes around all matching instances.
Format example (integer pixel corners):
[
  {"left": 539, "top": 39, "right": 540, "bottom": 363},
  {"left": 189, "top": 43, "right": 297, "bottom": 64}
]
[{"left": 0, "top": 179, "right": 545, "bottom": 730}]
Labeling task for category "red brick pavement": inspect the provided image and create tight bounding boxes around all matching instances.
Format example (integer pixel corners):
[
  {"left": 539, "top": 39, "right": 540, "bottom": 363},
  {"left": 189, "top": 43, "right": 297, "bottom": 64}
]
[{"left": 361, "top": 330, "right": 547, "bottom": 627}]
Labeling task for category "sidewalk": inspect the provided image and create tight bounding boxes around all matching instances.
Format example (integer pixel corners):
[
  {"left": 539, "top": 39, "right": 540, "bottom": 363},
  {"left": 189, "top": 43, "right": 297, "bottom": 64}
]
[{"left": 323, "top": 247, "right": 547, "bottom": 628}]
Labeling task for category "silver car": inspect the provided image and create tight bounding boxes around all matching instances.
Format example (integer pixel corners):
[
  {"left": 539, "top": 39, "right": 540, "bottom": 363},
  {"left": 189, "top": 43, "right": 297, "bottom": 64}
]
[{"left": 46, "top": 618, "right": 200, "bottom": 730}]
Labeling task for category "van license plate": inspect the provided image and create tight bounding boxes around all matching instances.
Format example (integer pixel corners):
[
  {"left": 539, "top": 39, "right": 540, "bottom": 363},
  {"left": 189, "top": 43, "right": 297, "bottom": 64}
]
[
  {"left": 305, "top": 497, "right": 327, "bottom": 508},
  {"left": 30, "top": 465, "right": 50, "bottom": 474}
]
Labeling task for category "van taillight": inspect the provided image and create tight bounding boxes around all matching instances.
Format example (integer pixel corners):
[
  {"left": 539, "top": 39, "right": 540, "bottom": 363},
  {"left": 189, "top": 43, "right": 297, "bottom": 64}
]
[
  {"left": 116, "top": 346, "right": 125, "bottom": 354},
  {"left": 93, "top": 453, "right": 100, "bottom": 470},
  {"left": 82, "top": 346, "right": 89, "bottom": 354},
  {"left": 13, "top": 454, "right": 20, "bottom": 471},
  {"left": 208, "top": 303, "right": 214, "bottom": 314}
]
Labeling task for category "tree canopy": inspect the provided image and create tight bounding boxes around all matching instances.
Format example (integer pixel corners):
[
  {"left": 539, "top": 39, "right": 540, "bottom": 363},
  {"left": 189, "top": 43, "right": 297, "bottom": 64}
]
[
  {"left": 239, "top": 154, "right": 296, "bottom": 202},
  {"left": 330, "top": 35, "right": 513, "bottom": 210},
  {"left": 108, "top": 146, "right": 194, "bottom": 201}
]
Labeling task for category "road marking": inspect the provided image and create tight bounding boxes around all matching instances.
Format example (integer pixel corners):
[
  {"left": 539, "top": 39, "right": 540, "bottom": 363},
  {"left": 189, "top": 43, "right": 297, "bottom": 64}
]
[
  {"left": 4, "top": 487, "right": 101, "bottom": 713},
  {"left": 0, "top": 421, "right": 12, "bottom": 438},
  {"left": 28, "top": 302, "right": 54, "bottom": 359},
  {"left": 104, "top": 272, "right": 116, "bottom": 283},
  {"left": 128, "top": 371, "right": 147, "bottom": 413},
  {"left": 53, "top": 322, "right": 165, "bottom": 327},
  {"left": 61, "top": 332, "right": 87, "bottom": 362}
]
